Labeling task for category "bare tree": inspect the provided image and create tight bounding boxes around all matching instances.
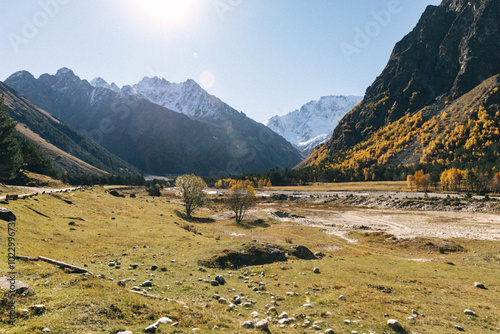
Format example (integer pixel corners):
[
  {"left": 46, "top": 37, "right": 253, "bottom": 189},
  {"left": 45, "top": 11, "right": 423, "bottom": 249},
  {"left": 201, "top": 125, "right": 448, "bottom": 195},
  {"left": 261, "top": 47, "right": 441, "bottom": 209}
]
[
  {"left": 175, "top": 174, "right": 208, "bottom": 219},
  {"left": 225, "top": 184, "right": 256, "bottom": 222}
]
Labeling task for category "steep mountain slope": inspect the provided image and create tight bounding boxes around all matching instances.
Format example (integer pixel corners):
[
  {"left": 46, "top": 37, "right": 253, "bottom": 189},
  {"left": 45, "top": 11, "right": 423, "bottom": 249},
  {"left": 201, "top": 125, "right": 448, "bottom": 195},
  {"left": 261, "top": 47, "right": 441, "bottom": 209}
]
[
  {"left": 302, "top": 0, "right": 500, "bottom": 175},
  {"left": 264, "top": 95, "right": 361, "bottom": 155},
  {"left": 0, "top": 81, "right": 140, "bottom": 176},
  {"left": 129, "top": 77, "right": 235, "bottom": 122},
  {"left": 6, "top": 69, "right": 302, "bottom": 176}
]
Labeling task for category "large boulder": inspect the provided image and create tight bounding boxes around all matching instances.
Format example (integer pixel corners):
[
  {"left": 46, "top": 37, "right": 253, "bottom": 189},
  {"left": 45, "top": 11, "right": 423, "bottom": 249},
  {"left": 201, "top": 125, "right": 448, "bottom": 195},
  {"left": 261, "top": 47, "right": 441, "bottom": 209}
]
[
  {"left": 0, "top": 207, "right": 16, "bottom": 222},
  {"left": 0, "top": 276, "right": 35, "bottom": 296}
]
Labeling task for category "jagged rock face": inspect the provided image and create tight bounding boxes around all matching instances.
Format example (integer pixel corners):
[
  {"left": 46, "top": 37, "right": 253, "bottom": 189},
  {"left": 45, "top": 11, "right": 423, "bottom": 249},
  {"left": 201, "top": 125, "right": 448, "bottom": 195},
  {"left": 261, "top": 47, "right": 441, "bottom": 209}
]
[
  {"left": 6, "top": 69, "right": 303, "bottom": 176},
  {"left": 264, "top": 95, "right": 361, "bottom": 155},
  {"left": 322, "top": 0, "right": 500, "bottom": 155}
]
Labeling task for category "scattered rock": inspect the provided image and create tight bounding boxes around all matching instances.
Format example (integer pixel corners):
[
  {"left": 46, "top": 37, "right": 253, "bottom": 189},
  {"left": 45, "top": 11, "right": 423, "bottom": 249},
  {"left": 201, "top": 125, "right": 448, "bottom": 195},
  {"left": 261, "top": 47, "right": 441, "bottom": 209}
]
[
  {"left": 140, "top": 281, "right": 153, "bottom": 287},
  {"left": 313, "top": 267, "right": 320, "bottom": 274},
  {"left": 218, "top": 298, "right": 227, "bottom": 304},
  {"left": 118, "top": 278, "right": 131, "bottom": 287},
  {"left": 151, "top": 265, "right": 158, "bottom": 271},
  {"left": 251, "top": 311, "right": 259, "bottom": 318},
  {"left": 233, "top": 295, "right": 242, "bottom": 304},
  {"left": 0, "top": 207, "right": 16, "bottom": 222},
  {"left": 109, "top": 261, "right": 116, "bottom": 267},
  {"left": 109, "top": 190, "right": 125, "bottom": 198},
  {"left": 215, "top": 275, "right": 226, "bottom": 285},
  {"left": 464, "top": 309, "right": 477, "bottom": 316},
  {"left": 288, "top": 244, "right": 317, "bottom": 259},
  {"left": 116, "top": 331, "right": 133, "bottom": 334},
  {"left": 387, "top": 319, "right": 403, "bottom": 331},
  {"left": 42, "top": 329, "right": 51, "bottom": 333},
  {"left": 474, "top": 282, "right": 486, "bottom": 289},
  {"left": 278, "top": 317, "right": 295, "bottom": 325},
  {"left": 29, "top": 304, "right": 47, "bottom": 315},
  {"left": 339, "top": 294, "right": 346, "bottom": 300},
  {"left": 242, "top": 321, "right": 255, "bottom": 328},
  {"left": 210, "top": 280, "right": 219, "bottom": 286},
  {"left": 157, "top": 317, "right": 173, "bottom": 324},
  {"left": 455, "top": 325, "right": 465, "bottom": 331},
  {"left": 256, "top": 319, "right": 269, "bottom": 331},
  {"left": 0, "top": 276, "right": 35, "bottom": 296},
  {"left": 314, "top": 251, "right": 326, "bottom": 258},
  {"left": 279, "top": 311, "right": 288, "bottom": 319},
  {"left": 144, "top": 323, "right": 158, "bottom": 333},
  {"left": 325, "top": 329, "right": 335, "bottom": 334}
]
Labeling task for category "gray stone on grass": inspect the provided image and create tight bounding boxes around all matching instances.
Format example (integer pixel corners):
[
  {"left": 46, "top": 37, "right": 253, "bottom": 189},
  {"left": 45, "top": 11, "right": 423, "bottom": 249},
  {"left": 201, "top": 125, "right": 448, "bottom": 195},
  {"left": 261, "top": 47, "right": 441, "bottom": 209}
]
[
  {"left": 144, "top": 323, "right": 158, "bottom": 333},
  {"left": 314, "top": 251, "right": 326, "bottom": 258},
  {"left": 256, "top": 319, "right": 269, "bottom": 330},
  {"left": 455, "top": 325, "right": 465, "bottom": 331},
  {"left": 464, "top": 309, "right": 477, "bottom": 316},
  {"left": 42, "top": 329, "right": 51, "bottom": 334},
  {"left": 157, "top": 317, "right": 173, "bottom": 324},
  {"left": 0, "top": 207, "right": 16, "bottom": 222},
  {"left": 116, "top": 331, "right": 133, "bottom": 334},
  {"left": 278, "top": 317, "right": 295, "bottom": 325},
  {"left": 215, "top": 274, "right": 226, "bottom": 285},
  {"left": 325, "top": 329, "right": 335, "bottom": 334},
  {"left": 474, "top": 282, "right": 486, "bottom": 289},
  {"left": 210, "top": 280, "right": 219, "bottom": 286},
  {"left": 313, "top": 267, "right": 320, "bottom": 274},
  {"left": 242, "top": 321, "right": 255, "bottom": 328},
  {"left": 0, "top": 277, "right": 35, "bottom": 296},
  {"left": 29, "top": 304, "right": 46, "bottom": 315},
  {"left": 140, "top": 280, "right": 153, "bottom": 287},
  {"left": 387, "top": 319, "right": 403, "bottom": 331},
  {"left": 278, "top": 311, "right": 288, "bottom": 319}
]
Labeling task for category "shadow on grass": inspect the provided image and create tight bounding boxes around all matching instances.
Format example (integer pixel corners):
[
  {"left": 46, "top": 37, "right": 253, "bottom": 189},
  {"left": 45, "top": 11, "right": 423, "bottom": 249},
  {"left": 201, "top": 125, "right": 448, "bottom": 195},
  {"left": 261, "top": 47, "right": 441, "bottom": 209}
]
[
  {"left": 234, "top": 219, "right": 270, "bottom": 230},
  {"left": 174, "top": 210, "right": 215, "bottom": 223}
]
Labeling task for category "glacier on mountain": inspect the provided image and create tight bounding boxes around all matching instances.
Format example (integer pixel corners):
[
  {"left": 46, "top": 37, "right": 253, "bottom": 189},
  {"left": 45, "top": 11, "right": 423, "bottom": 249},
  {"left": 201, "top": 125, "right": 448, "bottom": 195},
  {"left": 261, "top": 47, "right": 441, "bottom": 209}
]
[{"left": 264, "top": 95, "right": 362, "bottom": 155}]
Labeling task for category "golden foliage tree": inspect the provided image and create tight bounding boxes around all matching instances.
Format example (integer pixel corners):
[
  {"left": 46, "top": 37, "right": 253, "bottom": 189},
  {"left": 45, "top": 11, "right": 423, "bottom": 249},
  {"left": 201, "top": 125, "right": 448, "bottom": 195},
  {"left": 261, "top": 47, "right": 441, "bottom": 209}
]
[{"left": 175, "top": 174, "right": 208, "bottom": 219}]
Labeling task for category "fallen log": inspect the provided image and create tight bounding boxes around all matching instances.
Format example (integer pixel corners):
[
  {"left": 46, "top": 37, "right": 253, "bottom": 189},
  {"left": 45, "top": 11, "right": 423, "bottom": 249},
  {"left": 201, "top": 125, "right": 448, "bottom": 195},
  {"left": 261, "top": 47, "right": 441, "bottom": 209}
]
[
  {"left": 38, "top": 256, "right": 89, "bottom": 274},
  {"left": 14, "top": 256, "right": 39, "bottom": 261},
  {"left": 129, "top": 290, "right": 160, "bottom": 299},
  {"left": 15, "top": 255, "right": 89, "bottom": 274}
]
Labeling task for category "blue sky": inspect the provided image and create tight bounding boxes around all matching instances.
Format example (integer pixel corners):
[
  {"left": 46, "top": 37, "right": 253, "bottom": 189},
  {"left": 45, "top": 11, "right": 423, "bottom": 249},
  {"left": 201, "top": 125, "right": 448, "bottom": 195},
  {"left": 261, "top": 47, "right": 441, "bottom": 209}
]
[{"left": 1, "top": 0, "right": 441, "bottom": 122}]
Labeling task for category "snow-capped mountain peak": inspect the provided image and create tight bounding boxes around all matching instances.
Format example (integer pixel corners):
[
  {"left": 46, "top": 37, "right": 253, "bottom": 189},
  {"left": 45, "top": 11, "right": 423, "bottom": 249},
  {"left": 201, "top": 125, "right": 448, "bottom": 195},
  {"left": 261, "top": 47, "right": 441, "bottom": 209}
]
[
  {"left": 90, "top": 77, "right": 120, "bottom": 92},
  {"left": 264, "top": 95, "right": 362, "bottom": 155},
  {"left": 131, "top": 76, "right": 233, "bottom": 122}
]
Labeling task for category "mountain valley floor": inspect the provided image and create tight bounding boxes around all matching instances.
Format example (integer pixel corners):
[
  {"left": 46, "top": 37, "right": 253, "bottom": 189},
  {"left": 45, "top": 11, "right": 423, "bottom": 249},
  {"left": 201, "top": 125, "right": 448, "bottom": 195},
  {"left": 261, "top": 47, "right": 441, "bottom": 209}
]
[{"left": 0, "top": 183, "right": 499, "bottom": 333}]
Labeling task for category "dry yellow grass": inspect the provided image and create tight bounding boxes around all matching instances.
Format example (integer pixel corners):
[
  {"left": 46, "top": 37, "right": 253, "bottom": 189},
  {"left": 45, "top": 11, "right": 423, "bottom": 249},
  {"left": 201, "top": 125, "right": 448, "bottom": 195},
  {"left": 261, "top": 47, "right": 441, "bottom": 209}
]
[
  {"left": 0, "top": 186, "right": 498, "bottom": 333},
  {"left": 269, "top": 181, "right": 408, "bottom": 192}
]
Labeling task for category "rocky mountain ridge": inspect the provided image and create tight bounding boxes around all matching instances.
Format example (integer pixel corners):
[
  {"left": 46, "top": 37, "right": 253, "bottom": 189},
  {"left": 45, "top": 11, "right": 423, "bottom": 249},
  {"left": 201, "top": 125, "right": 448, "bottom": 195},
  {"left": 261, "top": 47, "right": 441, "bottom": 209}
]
[
  {"left": 6, "top": 68, "right": 302, "bottom": 176},
  {"left": 264, "top": 95, "right": 361, "bottom": 155},
  {"left": 302, "top": 0, "right": 500, "bottom": 171}
]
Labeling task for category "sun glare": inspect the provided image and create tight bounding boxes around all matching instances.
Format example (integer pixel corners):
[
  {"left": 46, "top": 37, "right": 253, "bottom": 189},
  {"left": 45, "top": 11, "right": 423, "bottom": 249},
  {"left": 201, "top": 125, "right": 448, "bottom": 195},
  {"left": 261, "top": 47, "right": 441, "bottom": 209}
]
[{"left": 138, "top": 0, "right": 194, "bottom": 26}]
